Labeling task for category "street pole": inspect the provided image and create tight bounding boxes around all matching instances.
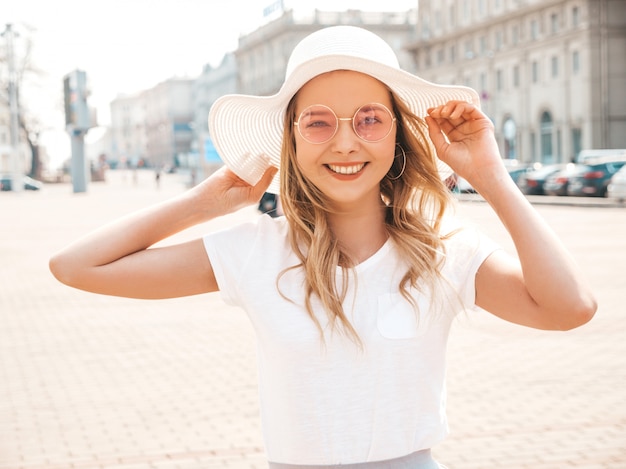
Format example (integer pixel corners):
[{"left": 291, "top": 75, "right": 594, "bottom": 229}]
[
  {"left": 2, "top": 24, "right": 23, "bottom": 192},
  {"left": 63, "top": 69, "right": 91, "bottom": 193},
  {"left": 70, "top": 129, "right": 87, "bottom": 193}
]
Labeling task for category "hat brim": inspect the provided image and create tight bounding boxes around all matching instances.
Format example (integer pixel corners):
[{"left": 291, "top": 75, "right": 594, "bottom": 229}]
[{"left": 209, "top": 55, "right": 480, "bottom": 194}]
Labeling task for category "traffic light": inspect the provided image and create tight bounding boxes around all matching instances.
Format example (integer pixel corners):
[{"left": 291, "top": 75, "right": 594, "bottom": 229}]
[{"left": 63, "top": 70, "right": 90, "bottom": 130}]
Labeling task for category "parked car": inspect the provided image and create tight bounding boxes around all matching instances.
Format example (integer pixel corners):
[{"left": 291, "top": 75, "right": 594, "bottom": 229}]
[
  {"left": 517, "top": 163, "right": 568, "bottom": 195},
  {"left": 453, "top": 175, "right": 476, "bottom": 193},
  {"left": 453, "top": 161, "right": 531, "bottom": 194},
  {"left": 0, "top": 175, "right": 43, "bottom": 191},
  {"left": 567, "top": 160, "right": 626, "bottom": 197},
  {"left": 607, "top": 165, "right": 626, "bottom": 202},
  {"left": 507, "top": 165, "right": 533, "bottom": 185},
  {"left": 544, "top": 163, "right": 581, "bottom": 196}
]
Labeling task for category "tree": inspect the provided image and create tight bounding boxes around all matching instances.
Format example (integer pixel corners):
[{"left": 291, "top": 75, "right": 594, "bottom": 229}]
[{"left": 1, "top": 22, "right": 44, "bottom": 179}]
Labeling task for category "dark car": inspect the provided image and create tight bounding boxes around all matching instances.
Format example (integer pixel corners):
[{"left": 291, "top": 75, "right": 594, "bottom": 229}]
[
  {"left": 517, "top": 163, "right": 568, "bottom": 195},
  {"left": 567, "top": 160, "right": 626, "bottom": 197},
  {"left": 507, "top": 165, "right": 533, "bottom": 185},
  {"left": 544, "top": 163, "right": 582, "bottom": 196},
  {"left": 453, "top": 161, "right": 531, "bottom": 194},
  {"left": 0, "top": 175, "right": 43, "bottom": 191}
]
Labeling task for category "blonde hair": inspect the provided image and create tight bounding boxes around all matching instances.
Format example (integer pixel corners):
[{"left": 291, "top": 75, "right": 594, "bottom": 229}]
[{"left": 278, "top": 89, "right": 454, "bottom": 344}]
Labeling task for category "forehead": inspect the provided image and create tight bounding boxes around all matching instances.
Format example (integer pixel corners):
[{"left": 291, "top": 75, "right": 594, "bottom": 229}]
[{"left": 295, "top": 70, "right": 392, "bottom": 113}]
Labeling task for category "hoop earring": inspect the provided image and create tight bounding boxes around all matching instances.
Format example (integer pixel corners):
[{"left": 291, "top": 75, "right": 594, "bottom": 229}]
[{"left": 387, "top": 143, "right": 406, "bottom": 180}]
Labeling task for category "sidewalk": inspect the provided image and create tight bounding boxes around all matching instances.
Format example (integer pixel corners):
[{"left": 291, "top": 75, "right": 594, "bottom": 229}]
[{"left": 1, "top": 169, "right": 624, "bottom": 469}]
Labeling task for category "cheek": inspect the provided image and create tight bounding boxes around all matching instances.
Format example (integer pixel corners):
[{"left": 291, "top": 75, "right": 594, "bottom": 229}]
[
  {"left": 381, "top": 140, "right": 397, "bottom": 169},
  {"left": 294, "top": 142, "right": 323, "bottom": 175}
]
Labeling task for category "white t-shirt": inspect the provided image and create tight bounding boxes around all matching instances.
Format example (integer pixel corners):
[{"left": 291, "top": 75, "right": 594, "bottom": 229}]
[{"left": 203, "top": 215, "right": 498, "bottom": 465}]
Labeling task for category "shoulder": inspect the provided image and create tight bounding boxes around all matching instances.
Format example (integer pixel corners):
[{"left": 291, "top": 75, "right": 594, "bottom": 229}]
[
  {"left": 205, "top": 214, "right": 288, "bottom": 246},
  {"left": 439, "top": 215, "right": 500, "bottom": 271}
]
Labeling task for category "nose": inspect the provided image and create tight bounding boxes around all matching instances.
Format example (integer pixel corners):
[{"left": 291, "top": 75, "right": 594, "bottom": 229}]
[{"left": 331, "top": 118, "right": 360, "bottom": 153}]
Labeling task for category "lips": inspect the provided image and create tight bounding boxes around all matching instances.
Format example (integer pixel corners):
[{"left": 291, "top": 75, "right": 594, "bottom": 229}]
[{"left": 326, "top": 163, "right": 366, "bottom": 175}]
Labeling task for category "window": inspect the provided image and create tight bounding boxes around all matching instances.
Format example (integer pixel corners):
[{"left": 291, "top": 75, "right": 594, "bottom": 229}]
[
  {"left": 463, "top": 0, "right": 470, "bottom": 22},
  {"left": 449, "top": 5, "right": 456, "bottom": 27},
  {"left": 513, "top": 65, "right": 520, "bottom": 88},
  {"left": 496, "top": 69, "right": 503, "bottom": 91},
  {"left": 495, "top": 30, "right": 503, "bottom": 50},
  {"left": 450, "top": 44, "right": 456, "bottom": 63},
  {"left": 551, "top": 13, "right": 558, "bottom": 34},
  {"left": 541, "top": 111, "right": 554, "bottom": 163},
  {"left": 464, "top": 39, "right": 474, "bottom": 59},
  {"left": 512, "top": 25, "right": 520, "bottom": 45},
  {"left": 532, "top": 61, "right": 539, "bottom": 83},
  {"left": 530, "top": 19, "right": 539, "bottom": 40},
  {"left": 551, "top": 56, "right": 559, "bottom": 78},
  {"left": 571, "top": 128, "right": 582, "bottom": 160},
  {"left": 572, "top": 50, "right": 580, "bottom": 73},
  {"left": 572, "top": 6, "right": 580, "bottom": 27},
  {"left": 478, "top": 0, "right": 486, "bottom": 17},
  {"left": 437, "top": 48, "right": 445, "bottom": 65},
  {"left": 503, "top": 117, "right": 517, "bottom": 159},
  {"left": 421, "top": 15, "right": 431, "bottom": 40},
  {"left": 479, "top": 36, "right": 487, "bottom": 55}
]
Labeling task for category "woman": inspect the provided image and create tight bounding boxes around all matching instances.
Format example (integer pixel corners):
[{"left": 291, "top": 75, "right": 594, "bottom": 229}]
[{"left": 50, "top": 26, "right": 596, "bottom": 468}]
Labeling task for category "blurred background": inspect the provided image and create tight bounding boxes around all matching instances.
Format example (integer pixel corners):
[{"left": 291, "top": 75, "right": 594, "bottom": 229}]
[{"left": 1, "top": 0, "right": 625, "bottom": 197}]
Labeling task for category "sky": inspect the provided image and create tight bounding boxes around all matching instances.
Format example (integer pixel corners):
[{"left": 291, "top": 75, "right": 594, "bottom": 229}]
[{"left": 4, "top": 0, "right": 417, "bottom": 167}]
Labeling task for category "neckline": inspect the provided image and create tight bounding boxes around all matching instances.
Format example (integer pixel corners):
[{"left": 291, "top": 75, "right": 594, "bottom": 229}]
[{"left": 337, "top": 237, "right": 393, "bottom": 275}]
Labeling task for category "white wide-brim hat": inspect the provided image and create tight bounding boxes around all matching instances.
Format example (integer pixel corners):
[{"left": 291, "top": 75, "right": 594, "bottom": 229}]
[{"left": 209, "top": 25, "right": 480, "bottom": 194}]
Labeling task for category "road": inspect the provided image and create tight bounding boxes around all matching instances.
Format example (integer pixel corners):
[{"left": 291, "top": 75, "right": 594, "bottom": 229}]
[{"left": 0, "top": 169, "right": 624, "bottom": 469}]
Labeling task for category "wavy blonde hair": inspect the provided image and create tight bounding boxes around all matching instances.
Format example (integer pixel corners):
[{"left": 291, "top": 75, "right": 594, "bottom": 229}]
[{"left": 278, "top": 88, "right": 454, "bottom": 344}]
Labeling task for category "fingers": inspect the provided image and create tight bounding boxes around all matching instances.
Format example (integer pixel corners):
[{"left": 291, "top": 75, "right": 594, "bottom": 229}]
[
  {"left": 424, "top": 115, "right": 448, "bottom": 152},
  {"left": 256, "top": 165, "right": 279, "bottom": 189},
  {"left": 427, "top": 100, "right": 483, "bottom": 121}
]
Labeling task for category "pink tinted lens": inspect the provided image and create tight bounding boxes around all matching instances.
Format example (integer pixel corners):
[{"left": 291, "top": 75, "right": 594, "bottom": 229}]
[
  {"left": 297, "top": 105, "right": 337, "bottom": 143},
  {"left": 353, "top": 104, "right": 393, "bottom": 142}
]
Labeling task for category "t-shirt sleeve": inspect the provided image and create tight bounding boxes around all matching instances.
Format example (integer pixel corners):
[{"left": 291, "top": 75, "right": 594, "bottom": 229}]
[
  {"left": 202, "top": 215, "right": 289, "bottom": 308},
  {"left": 442, "top": 224, "right": 501, "bottom": 310},
  {"left": 202, "top": 218, "right": 261, "bottom": 307}
]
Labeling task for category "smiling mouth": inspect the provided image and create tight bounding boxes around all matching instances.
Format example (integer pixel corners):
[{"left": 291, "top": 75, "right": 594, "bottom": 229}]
[{"left": 326, "top": 163, "right": 366, "bottom": 175}]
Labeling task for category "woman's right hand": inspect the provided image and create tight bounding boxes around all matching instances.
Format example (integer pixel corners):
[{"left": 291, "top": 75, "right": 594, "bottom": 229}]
[{"left": 191, "top": 165, "right": 278, "bottom": 220}]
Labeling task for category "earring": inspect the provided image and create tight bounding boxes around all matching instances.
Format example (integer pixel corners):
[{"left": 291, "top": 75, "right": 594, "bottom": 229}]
[{"left": 387, "top": 143, "right": 406, "bottom": 180}]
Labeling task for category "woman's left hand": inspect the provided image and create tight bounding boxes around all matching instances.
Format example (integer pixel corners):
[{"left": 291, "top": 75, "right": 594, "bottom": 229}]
[{"left": 425, "top": 100, "right": 505, "bottom": 193}]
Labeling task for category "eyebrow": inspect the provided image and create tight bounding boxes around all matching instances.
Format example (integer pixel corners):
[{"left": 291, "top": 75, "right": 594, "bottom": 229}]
[{"left": 302, "top": 108, "right": 334, "bottom": 118}]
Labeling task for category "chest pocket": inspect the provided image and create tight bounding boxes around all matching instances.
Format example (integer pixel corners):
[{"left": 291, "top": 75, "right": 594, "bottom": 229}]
[{"left": 376, "top": 292, "right": 431, "bottom": 339}]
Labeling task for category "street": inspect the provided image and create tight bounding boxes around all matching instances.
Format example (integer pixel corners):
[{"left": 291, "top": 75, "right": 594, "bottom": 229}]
[{"left": 0, "top": 169, "right": 624, "bottom": 469}]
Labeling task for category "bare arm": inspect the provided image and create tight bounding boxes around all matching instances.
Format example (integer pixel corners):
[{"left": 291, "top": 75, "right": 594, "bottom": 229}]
[
  {"left": 426, "top": 102, "right": 597, "bottom": 330},
  {"left": 49, "top": 166, "right": 277, "bottom": 299}
]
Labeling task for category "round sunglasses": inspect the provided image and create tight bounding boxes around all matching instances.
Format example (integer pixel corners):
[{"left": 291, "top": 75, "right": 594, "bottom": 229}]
[{"left": 294, "top": 103, "right": 396, "bottom": 144}]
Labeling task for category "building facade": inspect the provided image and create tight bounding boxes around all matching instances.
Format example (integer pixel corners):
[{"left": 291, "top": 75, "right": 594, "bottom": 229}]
[
  {"left": 144, "top": 78, "right": 194, "bottom": 169},
  {"left": 409, "top": 0, "right": 626, "bottom": 164},
  {"left": 109, "top": 93, "right": 146, "bottom": 167},
  {"left": 235, "top": 8, "right": 418, "bottom": 97},
  {"left": 109, "top": 78, "right": 194, "bottom": 169},
  {"left": 192, "top": 53, "right": 238, "bottom": 174}
]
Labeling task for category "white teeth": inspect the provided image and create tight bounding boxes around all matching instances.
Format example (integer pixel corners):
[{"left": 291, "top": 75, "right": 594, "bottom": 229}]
[{"left": 327, "top": 163, "right": 365, "bottom": 175}]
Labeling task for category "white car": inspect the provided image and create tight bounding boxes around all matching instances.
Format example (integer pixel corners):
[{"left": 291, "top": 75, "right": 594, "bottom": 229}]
[{"left": 607, "top": 165, "right": 626, "bottom": 202}]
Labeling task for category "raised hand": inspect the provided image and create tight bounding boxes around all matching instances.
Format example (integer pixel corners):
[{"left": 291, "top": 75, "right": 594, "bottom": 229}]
[
  {"left": 190, "top": 164, "right": 278, "bottom": 220},
  {"left": 425, "top": 100, "right": 505, "bottom": 194}
]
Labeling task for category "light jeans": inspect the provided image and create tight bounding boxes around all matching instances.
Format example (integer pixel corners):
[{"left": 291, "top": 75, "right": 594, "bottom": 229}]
[{"left": 268, "top": 449, "right": 446, "bottom": 469}]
